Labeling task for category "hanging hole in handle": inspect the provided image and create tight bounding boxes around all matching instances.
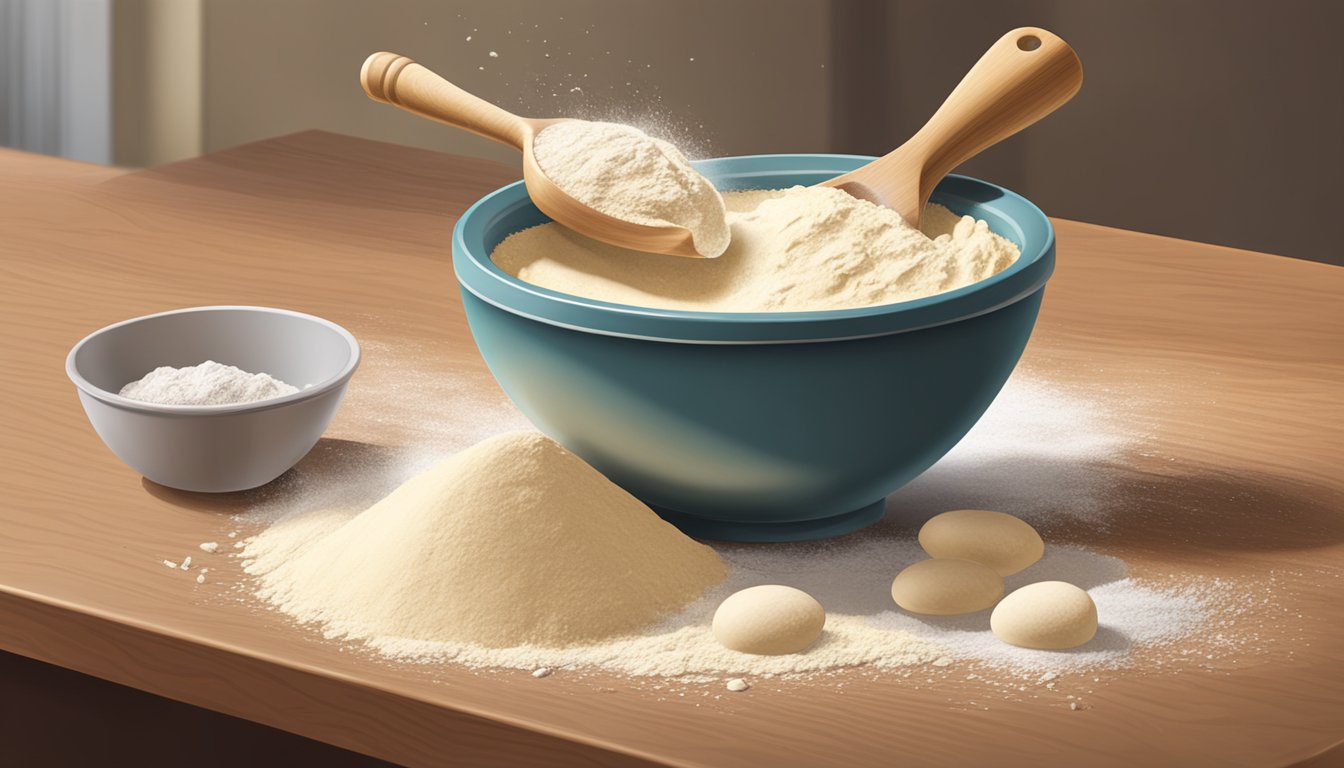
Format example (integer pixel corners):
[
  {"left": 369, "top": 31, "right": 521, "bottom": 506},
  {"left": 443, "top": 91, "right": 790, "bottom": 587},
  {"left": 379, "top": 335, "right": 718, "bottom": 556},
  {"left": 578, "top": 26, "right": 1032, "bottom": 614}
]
[{"left": 1017, "top": 35, "right": 1042, "bottom": 51}]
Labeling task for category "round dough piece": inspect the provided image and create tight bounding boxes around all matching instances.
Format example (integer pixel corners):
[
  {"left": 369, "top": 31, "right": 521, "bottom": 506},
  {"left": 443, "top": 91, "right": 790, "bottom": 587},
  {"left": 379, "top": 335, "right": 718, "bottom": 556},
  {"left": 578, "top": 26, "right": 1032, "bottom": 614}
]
[
  {"left": 991, "top": 581, "right": 1098, "bottom": 650},
  {"left": 712, "top": 585, "right": 825, "bottom": 655},
  {"left": 890, "top": 558, "right": 1004, "bottom": 615},
  {"left": 918, "top": 509, "right": 1044, "bottom": 576}
]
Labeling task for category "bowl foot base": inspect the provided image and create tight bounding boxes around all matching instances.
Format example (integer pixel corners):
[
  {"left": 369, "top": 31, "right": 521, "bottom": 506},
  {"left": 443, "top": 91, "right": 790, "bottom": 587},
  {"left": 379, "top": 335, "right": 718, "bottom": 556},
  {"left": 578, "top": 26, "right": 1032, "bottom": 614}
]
[{"left": 648, "top": 499, "right": 887, "bottom": 543}]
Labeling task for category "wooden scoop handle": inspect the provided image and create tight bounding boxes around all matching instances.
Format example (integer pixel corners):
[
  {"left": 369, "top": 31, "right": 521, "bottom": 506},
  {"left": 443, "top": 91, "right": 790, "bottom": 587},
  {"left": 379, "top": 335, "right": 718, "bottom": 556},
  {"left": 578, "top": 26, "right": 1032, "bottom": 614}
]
[
  {"left": 360, "top": 52, "right": 529, "bottom": 149},
  {"left": 909, "top": 28, "right": 1083, "bottom": 205}
]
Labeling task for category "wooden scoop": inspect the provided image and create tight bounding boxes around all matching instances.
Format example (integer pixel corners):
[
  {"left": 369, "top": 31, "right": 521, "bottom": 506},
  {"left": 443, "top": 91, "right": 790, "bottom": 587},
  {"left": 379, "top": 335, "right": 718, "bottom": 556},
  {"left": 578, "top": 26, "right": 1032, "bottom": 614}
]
[
  {"left": 820, "top": 27, "right": 1083, "bottom": 229},
  {"left": 361, "top": 52, "right": 708, "bottom": 258}
]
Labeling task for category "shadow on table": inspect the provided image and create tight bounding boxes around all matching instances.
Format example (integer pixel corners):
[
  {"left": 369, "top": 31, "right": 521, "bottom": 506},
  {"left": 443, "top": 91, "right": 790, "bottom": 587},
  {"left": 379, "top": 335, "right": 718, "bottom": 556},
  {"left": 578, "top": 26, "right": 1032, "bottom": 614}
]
[
  {"left": 142, "top": 438, "right": 412, "bottom": 516},
  {"left": 880, "top": 454, "right": 1344, "bottom": 558}
]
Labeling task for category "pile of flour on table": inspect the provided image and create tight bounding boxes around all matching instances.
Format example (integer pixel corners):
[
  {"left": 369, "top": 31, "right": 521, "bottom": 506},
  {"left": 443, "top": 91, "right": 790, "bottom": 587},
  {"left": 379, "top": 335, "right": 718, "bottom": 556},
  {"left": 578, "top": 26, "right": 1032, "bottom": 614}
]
[
  {"left": 493, "top": 185, "right": 1020, "bottom": 312},
  {"left": 243, "top": 432, "right": 726, "bottom": 649}
]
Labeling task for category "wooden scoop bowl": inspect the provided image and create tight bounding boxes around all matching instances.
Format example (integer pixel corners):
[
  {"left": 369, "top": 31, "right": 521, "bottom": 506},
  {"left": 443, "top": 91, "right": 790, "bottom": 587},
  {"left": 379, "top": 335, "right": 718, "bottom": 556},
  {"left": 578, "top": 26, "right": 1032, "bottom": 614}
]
[
  {"left": 361, "top": 52, "right": 707, "bottom": 258},
  {"left": 820, "top": 27, "right": 1083, "bottom": 229}
]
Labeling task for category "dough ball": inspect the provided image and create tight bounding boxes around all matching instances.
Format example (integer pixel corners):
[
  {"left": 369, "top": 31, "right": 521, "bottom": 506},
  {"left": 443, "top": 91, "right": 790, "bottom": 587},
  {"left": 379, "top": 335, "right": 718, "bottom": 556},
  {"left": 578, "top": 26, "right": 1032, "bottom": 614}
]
[
  {"left": 712, "top": 585, "right": 825, "bottom": 655},
  {"left": 918, "top": 509, "right": 1044, "bottom": 576},
  {"left": 890, "top": 558, "right": 1004, "bottom": 615},
  {"left": 991, "top": 581, "right": 1098, "bottom": 650}
]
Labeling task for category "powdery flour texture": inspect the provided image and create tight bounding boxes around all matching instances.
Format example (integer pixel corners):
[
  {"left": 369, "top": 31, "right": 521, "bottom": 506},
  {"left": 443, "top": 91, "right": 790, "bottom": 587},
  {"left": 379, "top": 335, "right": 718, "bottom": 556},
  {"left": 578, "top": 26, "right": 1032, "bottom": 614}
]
[
  {"left": 532, "top": 120, "right": 731, "bottom": 258},
  {"left": 120, "top": 360, "right": 298, "bottom": 406},
  {"left": 244, "top": 432, "right": 726, "bottom": 648},
  {"left": 493, "top": 186, "right": 1020, "bottom": 312}
]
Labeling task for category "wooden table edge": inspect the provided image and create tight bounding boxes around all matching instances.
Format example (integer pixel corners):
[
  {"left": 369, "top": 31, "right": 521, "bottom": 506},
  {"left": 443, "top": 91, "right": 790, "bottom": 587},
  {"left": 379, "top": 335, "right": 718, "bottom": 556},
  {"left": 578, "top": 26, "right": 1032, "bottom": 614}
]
[{"left": 0, "top": 585, "right": 678, "bottom": 767}]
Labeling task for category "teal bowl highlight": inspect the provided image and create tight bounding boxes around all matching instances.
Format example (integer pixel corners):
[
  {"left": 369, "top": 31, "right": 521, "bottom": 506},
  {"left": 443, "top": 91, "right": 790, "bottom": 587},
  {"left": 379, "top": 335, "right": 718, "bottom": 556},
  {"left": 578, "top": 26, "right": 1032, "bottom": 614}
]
[{"left": 453, "top": 154, "right": 1054, "bottom": 542}]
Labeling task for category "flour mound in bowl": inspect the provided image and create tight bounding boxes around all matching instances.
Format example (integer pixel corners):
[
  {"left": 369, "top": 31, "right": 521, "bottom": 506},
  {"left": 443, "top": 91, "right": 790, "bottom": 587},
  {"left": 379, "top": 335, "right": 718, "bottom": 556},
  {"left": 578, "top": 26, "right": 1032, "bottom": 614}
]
[
  {"left": 532, "top": 120, "right": 730, "bottom": 258},
  {"left": 492, "top": 185, "right": 1021, "bottom": 312},
  {"left": 120, "top": 360, "right": 298, "bottom": 406},
  {"left": 243, "top": 432, "right": 727, "bottom": 648}
]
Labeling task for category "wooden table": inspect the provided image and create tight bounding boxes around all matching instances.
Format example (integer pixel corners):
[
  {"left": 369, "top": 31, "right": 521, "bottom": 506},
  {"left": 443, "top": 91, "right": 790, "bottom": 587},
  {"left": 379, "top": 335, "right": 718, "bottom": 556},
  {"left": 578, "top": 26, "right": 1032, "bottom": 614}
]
[{"left": 2, "top": 131, "right": 1340, "bottom": 767}]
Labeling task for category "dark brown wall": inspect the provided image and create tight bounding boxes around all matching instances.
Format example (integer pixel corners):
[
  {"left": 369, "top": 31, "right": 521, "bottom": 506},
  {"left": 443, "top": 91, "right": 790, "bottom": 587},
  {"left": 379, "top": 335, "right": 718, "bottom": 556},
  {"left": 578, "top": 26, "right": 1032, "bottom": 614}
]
[{"left": 834, "top": 0, "right": 1344, "bottom": 264}]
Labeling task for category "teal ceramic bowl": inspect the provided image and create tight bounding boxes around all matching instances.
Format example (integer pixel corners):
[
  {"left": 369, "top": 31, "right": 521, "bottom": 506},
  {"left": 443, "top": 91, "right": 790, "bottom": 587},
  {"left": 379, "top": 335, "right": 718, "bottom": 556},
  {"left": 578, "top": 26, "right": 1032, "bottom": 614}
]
[{"left": 453, "top": 154, "right": 1054, "bottom": 541}]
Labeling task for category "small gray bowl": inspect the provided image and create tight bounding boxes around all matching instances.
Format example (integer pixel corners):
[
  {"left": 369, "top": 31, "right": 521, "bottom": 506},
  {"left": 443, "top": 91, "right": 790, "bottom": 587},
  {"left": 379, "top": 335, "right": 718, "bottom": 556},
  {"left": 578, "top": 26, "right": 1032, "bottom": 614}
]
[{"left": 66, "top": 306, "right": 360, "bottom": 493}]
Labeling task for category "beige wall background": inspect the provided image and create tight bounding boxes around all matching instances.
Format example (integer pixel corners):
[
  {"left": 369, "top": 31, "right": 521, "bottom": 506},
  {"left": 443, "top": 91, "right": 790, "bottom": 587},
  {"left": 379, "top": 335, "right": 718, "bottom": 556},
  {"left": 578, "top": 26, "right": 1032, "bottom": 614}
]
[
  {"left": 112, "top": 0, "right": 201, "bottom": 167},
  {"left": 95, "top": 0, "right": 1344, "bottom": 264},
  {"left": 189, "top": 0, "right": 833, "bottom": 169}
]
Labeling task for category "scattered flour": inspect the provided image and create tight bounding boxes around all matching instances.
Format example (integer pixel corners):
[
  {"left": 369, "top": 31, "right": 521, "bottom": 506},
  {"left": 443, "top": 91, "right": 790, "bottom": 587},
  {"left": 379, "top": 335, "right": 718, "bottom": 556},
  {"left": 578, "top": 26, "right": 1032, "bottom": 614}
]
[
  {"left": 227, "top": 374, "right": 1237, "bottom": 682},
  {"left": 889, "top": 374, "right": 1133, "bottom": 528},
  {"left": 870, "top": 544, "right": 1224, "bottom": 675},
  {"left": 335, "top": 336, "right": 532, "bottom": 452},
  {"left": 242, "top": 509, "right": 1222, "bottom": 678},
  {"left": 492, "top": 186, "right": 1019, "bottom": 312},
  {"left": 120, "top": 360, "right": 298, "bottom": 406},
  {"left": 531, "top": 120, "right": 730, "bottom": 257}
]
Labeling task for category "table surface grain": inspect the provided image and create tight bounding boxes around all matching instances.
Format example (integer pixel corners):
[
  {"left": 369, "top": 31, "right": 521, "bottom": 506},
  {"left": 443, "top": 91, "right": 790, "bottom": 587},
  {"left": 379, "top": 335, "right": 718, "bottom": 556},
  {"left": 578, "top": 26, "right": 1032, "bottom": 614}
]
[{"left": 1, "top": 131, "right": 1340, "bottom": 767}]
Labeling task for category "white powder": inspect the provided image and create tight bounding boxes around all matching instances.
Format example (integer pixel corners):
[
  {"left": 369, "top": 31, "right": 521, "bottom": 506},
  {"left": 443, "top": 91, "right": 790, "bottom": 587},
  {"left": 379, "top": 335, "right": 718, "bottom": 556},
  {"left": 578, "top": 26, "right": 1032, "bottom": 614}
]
[
  {"left": 889, "top": 374, "right": 1133, "bottom": 529},
  {"left": 119, "top": 360, "right": 298, "bottom": 406},
  {"left": 867, "top": 544, "right": 1224, "bottom": 675},
  {"left": 492, "top": 186, "right": 1020, "bottom": 312},
  {"left": 243, "top": 432, "right": 726, "bottom": 648},
  {"left": 531, "top": 120, "right": 730, "bottom": 257}
]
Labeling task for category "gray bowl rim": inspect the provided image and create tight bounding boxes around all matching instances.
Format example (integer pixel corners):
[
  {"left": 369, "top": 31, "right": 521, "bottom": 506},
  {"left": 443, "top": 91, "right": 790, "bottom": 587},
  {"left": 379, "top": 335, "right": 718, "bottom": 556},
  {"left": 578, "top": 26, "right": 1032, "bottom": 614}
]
[
  {"left": 453, "top": 153, "right": 1056, "bottom": 344},
  {"left": 65, "top": 305, "right": 361, "bottom": 417}
]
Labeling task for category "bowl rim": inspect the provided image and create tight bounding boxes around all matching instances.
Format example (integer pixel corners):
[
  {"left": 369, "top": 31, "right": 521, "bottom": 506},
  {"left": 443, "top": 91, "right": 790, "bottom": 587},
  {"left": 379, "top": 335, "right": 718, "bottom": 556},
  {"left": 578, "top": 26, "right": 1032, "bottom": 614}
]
[
  {"left": 453, "top": 153, "right": 1056, "bottom": 344},
  {"left": 65, "top": 305, "right": 361, "bottom": 416}
]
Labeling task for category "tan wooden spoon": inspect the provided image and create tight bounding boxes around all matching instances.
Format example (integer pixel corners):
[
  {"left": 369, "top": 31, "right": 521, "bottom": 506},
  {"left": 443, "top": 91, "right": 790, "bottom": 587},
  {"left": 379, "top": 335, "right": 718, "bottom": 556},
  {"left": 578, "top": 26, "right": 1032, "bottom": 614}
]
[
  {"left": 820, "top": 27, "right": 1083, "bottom": 229},
  {"left": 361, "top": 52, "right": 707, "bottom": 258}
]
